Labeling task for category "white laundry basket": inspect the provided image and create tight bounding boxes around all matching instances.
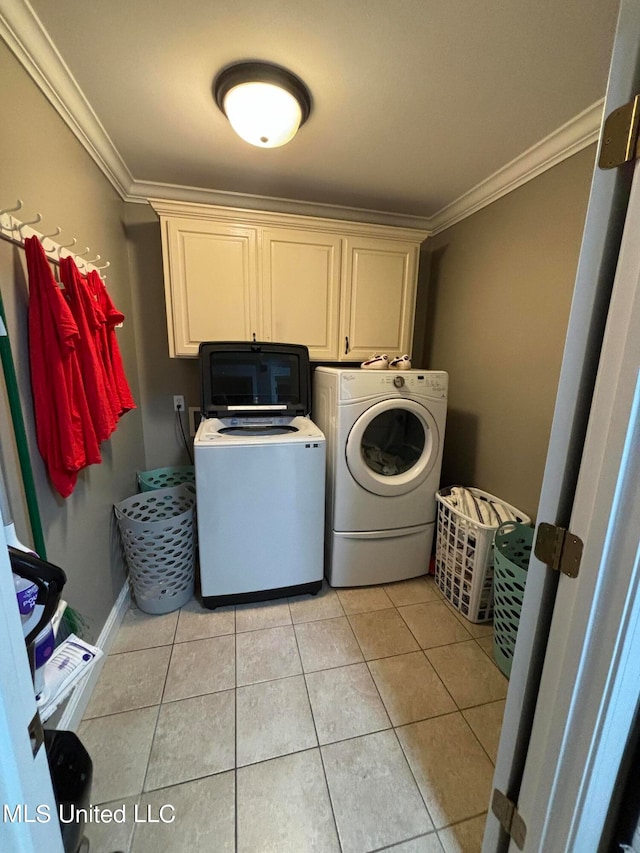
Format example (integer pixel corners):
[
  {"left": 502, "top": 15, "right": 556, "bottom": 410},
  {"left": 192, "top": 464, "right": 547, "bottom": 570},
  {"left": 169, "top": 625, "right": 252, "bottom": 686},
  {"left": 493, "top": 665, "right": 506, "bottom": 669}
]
[
  {"left": 114, "top": 484, "right": 196, "bottom": 614},
  {"left": 434, "top": 487, "right": 530, "bottom": 623}
]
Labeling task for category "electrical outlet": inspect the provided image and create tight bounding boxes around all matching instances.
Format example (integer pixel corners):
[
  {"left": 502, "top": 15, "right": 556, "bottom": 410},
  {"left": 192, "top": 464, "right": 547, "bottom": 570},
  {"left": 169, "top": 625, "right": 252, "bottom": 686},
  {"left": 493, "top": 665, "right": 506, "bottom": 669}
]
[
  {"left": 173, "top": 395, "right": 185, "bottom": 412},
  {"left": 189, "top": 407, "right": 201, "bottom": 437}
]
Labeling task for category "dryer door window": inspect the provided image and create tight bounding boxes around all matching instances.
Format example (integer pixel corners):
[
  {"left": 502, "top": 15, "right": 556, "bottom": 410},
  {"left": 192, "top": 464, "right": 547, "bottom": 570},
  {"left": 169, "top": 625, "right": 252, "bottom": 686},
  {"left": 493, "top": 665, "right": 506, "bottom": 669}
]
[{"left": 346, "top": 399, "right": 439, "bottom": 496}]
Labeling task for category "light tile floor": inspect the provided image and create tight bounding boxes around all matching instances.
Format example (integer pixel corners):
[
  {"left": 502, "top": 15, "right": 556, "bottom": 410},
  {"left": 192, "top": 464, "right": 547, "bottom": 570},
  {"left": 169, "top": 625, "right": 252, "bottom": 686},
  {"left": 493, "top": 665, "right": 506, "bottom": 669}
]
[{"left": 80, "top": 576, "right": 507, "bottom": 853}]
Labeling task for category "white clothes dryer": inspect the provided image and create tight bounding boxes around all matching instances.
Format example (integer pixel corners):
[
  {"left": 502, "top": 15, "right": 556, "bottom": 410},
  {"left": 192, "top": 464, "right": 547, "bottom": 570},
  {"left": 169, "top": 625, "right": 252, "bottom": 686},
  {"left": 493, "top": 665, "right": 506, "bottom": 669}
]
[
  {"left": 196, "top": 342, "right": 325, "bottom": 607},
  {"left": 313, "top": 367, "right": 447, "bottom": 586}
]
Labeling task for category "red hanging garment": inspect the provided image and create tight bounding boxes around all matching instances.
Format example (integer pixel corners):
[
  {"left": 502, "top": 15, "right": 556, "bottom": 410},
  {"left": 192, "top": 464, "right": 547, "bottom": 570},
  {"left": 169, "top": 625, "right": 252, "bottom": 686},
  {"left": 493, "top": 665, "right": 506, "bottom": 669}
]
[
  {"left": 60, "top": 257, "right": 118, "bottom": 441},
  {"left": 84, "top": 275, "right": 121, "bottom": 420},
  {"left": 25, "top": 238, "right": 101, "bottom": 498},
  {"left": 86, "top": 270, "right": 136, "bottom": 415}
]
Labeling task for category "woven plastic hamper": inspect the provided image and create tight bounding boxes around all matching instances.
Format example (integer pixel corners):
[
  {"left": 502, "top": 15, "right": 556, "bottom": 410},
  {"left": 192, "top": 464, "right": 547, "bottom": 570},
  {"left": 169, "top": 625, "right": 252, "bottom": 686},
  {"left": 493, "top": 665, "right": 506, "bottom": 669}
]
[
  {"left": 492, "top": 521, "right": 534, "bottom": 677},
  {"left": 434, "top": 487, "right": 531, "bottom": 623},
  {"left": 114, "top": 484, "right": 196, "bottom": 614}
]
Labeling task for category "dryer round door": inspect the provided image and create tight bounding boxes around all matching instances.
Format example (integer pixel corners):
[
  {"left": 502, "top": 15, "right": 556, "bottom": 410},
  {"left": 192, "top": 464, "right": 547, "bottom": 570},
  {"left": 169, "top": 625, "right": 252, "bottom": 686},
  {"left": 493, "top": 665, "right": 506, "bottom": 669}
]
[{"left": 345, "top": 399, "right": 439, "bottom": 496}]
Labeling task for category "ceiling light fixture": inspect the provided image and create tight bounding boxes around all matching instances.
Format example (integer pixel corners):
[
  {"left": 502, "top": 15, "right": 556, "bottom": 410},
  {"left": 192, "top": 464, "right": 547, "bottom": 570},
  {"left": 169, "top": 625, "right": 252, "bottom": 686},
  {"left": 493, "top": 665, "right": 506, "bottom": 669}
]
[{"left": 214, "top": 61, "right": 311, "bottom": 149}]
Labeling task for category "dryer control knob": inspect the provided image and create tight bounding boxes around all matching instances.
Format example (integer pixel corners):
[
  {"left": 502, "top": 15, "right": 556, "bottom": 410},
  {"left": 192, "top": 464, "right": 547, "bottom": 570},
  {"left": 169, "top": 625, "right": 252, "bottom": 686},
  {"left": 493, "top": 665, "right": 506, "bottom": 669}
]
[{"left": 393, "top": 375, "right": 405, "bottom": 388}]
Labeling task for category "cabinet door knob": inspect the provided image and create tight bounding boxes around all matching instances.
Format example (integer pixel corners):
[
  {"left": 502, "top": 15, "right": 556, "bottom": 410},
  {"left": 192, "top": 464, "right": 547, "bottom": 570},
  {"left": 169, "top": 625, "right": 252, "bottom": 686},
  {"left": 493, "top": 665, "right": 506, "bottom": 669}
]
[
  {"left": 345, "top": 336, "right": 349, "bottom": 355},
  {"left": 252, "top": 332, "right": 256, "bottom": 342}
]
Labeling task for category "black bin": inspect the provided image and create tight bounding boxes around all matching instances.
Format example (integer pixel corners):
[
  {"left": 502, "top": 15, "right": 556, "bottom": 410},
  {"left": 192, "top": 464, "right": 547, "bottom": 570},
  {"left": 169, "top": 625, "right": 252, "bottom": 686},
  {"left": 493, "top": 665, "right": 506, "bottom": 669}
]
[{"left": 44, "top": 730, "right": 93, "bottom": 853}]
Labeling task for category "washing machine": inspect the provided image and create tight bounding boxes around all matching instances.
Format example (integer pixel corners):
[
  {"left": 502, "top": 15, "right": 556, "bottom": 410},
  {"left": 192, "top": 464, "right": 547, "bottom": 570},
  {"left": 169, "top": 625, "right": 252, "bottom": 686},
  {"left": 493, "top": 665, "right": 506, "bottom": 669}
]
[
  {"left": 195, "top": 342, "right": 325, "bottom": 608},
  {"left": 313, "top": 367, "right": 447, "bottom": 586}
]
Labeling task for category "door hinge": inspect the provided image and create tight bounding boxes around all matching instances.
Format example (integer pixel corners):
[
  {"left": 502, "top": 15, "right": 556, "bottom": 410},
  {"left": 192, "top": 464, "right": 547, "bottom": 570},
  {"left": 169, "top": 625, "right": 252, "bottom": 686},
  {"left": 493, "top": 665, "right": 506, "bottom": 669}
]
[
  {"left": 599, "top": 94, "right": 640, "bottom": 169},
  {"left": 492, "top": 788, "right": 527, "bottom": 850},
  {"left": 28, "top": 710, "right": 44, "bottom": 757},
  {"left": 534, "top": 522, "right": 583, "bottom": 578}
]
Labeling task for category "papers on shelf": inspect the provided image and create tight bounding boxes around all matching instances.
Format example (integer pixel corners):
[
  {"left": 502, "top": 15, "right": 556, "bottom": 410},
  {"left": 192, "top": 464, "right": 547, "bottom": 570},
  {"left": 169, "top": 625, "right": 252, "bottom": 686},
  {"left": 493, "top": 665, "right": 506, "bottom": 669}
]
[{"left": 37, "top": 634, "right": 103, "bottom": 722}]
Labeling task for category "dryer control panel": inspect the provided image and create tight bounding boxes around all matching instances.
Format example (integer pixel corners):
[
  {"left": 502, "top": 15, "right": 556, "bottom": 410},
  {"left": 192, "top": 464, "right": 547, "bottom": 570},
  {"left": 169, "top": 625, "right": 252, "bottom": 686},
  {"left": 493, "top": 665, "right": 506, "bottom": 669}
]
[{"left": 337, "top": 369, "right": 448, "bottom": 401}]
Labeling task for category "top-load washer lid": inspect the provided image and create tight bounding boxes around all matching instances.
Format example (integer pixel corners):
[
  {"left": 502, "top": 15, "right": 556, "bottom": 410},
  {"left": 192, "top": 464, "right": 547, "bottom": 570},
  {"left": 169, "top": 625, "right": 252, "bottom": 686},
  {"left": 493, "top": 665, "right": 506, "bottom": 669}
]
[
  {"left": 195, "top": 414, "right": 324, "bottom": 446},
  {"left": 199, "top": 341, "right": 311, "bottom": 421}
]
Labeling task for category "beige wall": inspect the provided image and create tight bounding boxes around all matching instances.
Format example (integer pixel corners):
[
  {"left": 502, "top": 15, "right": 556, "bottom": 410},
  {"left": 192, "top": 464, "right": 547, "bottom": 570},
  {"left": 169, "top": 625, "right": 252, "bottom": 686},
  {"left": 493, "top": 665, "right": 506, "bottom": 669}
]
[
  {"left": 0, "top": 44, "right": 146, "bottom": 640},
  {"left": 123, "top": 204, "right": 200, "bottom": 470},
  {"left": 416, "top": 146, "right": 595, "bottom": 519}
]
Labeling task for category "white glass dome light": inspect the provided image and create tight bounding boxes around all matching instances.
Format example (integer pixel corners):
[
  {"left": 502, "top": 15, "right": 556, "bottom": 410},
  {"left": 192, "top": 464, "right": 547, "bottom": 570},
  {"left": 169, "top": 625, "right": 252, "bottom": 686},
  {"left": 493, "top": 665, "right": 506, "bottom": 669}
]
[
  {"left": 223, "top": 82, "right": 302, "bottom": 148},
  {"left": 214, "top": 62, "right": 311, "bottom": 149}
]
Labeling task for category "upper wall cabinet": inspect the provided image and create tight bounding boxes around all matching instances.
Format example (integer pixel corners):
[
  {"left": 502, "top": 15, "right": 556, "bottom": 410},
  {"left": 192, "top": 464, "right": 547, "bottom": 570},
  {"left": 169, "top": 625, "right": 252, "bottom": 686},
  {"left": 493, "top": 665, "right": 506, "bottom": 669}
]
[
  {"left": 162, "top": 218, "right": 258, "bottom": 355},
  {"left": 150, "top": 200, "right": 427, "bottom": 359},
  {"left": 342, "top": 237, "right": 420, "bottom": 361},
  {"left": 260, "top": 228, "right": 342, "bottom": 361}
]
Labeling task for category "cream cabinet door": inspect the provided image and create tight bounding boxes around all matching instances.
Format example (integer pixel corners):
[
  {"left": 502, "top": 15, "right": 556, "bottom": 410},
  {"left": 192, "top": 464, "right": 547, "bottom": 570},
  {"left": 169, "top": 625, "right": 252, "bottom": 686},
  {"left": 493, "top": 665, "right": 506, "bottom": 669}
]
[
  {"left": 163, "top": 217, "right": 259, "bottom": 356},
  {"left": 341, "top": 237, "right": 419, "bottom": 361},
  {"left": 261, "top": 229, "right": 342, "bottom": 360}
]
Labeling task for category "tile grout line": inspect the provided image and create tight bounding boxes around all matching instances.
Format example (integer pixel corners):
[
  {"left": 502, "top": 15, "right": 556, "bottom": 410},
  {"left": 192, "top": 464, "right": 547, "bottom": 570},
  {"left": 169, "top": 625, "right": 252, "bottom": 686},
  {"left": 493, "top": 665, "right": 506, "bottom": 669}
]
[
  {"left": 389, "top": 715, "right": 438, "bottom": 834},
  {"left": 127, "top": 795, "right": 140, "bottom": 853},
  {"left": 395, "top": 599, "right": 474, "bottom": 646},
  {"left": 418, "top": 647, "right": 468, "bottom": 716},
  {"left": 132, "top": 600, "right": 190, "bottom": 807},
  {"left": 367, "top": 829, "right": 441, "bottom": 853},
  {"left": 418, "top": 624, "right": 509, "bottom": 745},
  {"left": 170, "top": 607, "right": 180, "bottom": 644},
  {"left": 290, "top": 605, "right": 344, "bottom": 852},
  {"left": 435, "top": 808, "right": 490, "bottom": 837},
  {"left": 441, "top": 808, "right": 489, "bottom": 828},
  {"left": 125, "top": 703, "right": 161, "bottom": 850},
  {"left": 347, "top": 594, "right": 501, "bottom": 839},
  {"left": 136, "top": 621, "right": 177, "bottom": 804},
  {"left": 234, "top": 606, "right": 238, "bottom": 853},
  {"left": 110, "top": 640, "right": 174, "bottom": 656},
  {"left": 459, "top": 707, "right": 500, "bottom": 768},
  {"left": 382, "top": 603, "right": 439, "bottom": 833},
  {"left": 108, "top": 626, "right": 482, "bottom": 659},
  {"left": 337, "top": 598, "right": 439, "bottom": 844}
]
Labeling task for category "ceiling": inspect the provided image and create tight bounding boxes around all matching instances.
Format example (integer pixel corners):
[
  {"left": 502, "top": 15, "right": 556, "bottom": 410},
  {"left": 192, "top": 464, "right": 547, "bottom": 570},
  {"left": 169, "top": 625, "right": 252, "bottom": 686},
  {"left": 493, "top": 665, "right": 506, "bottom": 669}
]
[{"left": 4, "top": 0, "right": 620, "bottom": 230}]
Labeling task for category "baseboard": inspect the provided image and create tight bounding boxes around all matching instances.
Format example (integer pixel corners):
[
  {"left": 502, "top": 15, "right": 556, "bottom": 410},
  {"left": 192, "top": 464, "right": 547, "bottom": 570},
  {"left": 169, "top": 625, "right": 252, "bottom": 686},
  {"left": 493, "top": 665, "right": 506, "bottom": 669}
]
[{"left": 57, "top": 581, "right": 130, "bottom": 732}]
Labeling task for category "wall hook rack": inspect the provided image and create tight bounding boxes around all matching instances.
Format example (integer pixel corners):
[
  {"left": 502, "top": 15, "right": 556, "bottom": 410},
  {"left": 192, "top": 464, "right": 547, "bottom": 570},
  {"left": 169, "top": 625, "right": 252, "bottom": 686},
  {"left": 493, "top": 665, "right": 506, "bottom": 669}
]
[
  {"left": 41, "top": 226, "right": 62, "bottom": 240},
  {"left": 0, "top": 199, "right": 23, "bottom": 219},
  {"left": 0, "top": 201, "right": 110, "bottom": 281},
  {"left": 17, "top": 213, "right": 42, "bottom": 236}
]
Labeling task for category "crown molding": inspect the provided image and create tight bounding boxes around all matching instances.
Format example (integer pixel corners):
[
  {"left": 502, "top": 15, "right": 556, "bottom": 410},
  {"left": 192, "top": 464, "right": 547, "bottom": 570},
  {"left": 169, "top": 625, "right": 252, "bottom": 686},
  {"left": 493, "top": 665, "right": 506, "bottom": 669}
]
[
  {"left": 129, "top": 180, "right": 433, "bottom": 231},
  {"left": 428, "top": 99, "right": 604, "bottom": 235},
  {"left": 0, "top": 0, "right": 133, "bottom": 197},
  {"left": 1, "top": 0, "right": 603, "bottom": 235},
  {"left": 148, "top": 197, "right": 429, "bottom": 241}
]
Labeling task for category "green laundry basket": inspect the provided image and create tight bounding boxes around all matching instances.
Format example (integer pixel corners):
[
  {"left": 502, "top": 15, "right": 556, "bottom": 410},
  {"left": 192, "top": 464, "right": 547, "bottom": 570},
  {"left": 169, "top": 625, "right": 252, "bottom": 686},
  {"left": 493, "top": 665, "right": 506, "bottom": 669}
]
[
  {"left": 492, "top": 521, "right": 533, "bottom": 678},
  {"left": 137, "top": 466, "right": 195, "bottom": 492}
]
